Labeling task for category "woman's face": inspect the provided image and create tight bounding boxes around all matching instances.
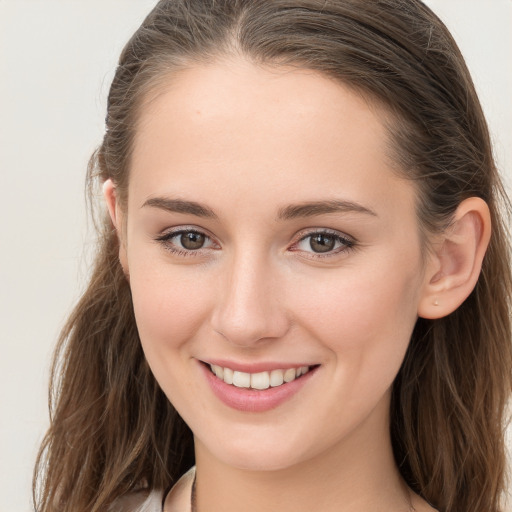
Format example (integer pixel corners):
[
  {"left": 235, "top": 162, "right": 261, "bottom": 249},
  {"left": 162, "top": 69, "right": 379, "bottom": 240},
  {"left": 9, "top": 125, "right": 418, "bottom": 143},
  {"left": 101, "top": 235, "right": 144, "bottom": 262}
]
[{"left": 116, "top": 59, "right": 432, "bottom": 471}]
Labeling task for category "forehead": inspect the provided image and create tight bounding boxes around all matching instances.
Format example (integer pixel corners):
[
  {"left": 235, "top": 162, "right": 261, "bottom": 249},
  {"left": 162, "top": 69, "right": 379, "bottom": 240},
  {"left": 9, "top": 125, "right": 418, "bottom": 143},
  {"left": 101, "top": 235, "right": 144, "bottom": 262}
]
[
  {"left": 129, "top": 58, "right": 414, "bottom": 221},
  {"left": 134, "top": 58, "right": 390, "bottom": 157}
]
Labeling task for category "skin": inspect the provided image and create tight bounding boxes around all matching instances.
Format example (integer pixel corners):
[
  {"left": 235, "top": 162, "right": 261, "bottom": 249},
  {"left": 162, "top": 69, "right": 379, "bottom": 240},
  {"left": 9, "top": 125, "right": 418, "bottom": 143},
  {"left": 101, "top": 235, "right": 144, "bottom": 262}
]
[{"left": 104, "top": 58, "right": 490, "bottom": 512}]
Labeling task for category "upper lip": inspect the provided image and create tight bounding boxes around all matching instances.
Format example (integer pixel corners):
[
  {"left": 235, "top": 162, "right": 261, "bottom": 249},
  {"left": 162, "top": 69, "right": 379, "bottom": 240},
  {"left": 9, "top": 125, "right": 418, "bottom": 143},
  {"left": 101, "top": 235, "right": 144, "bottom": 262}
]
[{"left": 200, "top": 359, "right": 318, "bottom": 373}]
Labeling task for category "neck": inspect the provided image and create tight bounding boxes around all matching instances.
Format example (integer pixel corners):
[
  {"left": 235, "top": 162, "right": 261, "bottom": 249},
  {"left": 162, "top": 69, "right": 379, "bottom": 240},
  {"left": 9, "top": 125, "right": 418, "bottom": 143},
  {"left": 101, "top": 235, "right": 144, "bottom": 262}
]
[{"left": 192, "top": 401, "right": 413, "bottom": 512}]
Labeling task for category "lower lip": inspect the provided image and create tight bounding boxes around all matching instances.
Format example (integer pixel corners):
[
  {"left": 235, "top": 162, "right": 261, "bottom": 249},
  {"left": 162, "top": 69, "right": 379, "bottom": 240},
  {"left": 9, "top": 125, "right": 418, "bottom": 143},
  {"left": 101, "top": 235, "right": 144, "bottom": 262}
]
[{"left": 199, "top": 363, "right": 319, "bottom": 413}]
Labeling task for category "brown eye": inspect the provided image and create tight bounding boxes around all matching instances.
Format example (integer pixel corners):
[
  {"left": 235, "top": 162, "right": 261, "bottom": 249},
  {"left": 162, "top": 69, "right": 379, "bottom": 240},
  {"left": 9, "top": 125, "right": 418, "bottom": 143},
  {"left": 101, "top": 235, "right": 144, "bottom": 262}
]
[
  {"left": 309, "top": 233, "right": 336, "bottom": 253},
  {"left": 180, "top": 232, "right": 206, "bottom": 250},
  {"left": 293, "top": 230, "right": 355, "bottom": 257},
  {"left": 156, "top": 228, "right": 217, "bottom": 256}
]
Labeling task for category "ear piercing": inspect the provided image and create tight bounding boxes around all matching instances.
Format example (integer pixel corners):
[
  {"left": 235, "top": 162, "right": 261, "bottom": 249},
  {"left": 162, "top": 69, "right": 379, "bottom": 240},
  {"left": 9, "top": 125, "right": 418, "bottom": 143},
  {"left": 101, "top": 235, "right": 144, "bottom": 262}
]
[{"left": 434, "top": 299, "right": 439, "bottom": 306}]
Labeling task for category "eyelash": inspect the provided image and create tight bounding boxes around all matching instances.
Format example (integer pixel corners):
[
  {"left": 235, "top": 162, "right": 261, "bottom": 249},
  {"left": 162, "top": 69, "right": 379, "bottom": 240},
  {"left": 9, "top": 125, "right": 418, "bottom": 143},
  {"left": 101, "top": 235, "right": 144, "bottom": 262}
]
[
  {"left": 155, "top": 228, "right": 217, "bottom": 258},
  {"left": 155, "top": 227, "right": 356, "bottom": 259},
  {"left": 292, "top": 229, "right": 356, "bottom": 259}
]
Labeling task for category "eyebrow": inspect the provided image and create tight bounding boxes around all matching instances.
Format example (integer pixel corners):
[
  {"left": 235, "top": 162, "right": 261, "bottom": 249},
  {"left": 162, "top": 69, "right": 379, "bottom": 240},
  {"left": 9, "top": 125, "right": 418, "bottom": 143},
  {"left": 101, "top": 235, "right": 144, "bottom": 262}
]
[
  {"left": 141, "top": 197, "right": 376, "bottom": 220},
  {"left": 277, "top": 200, "right": 377, "bottom": 220},
  {"left": 142, "top": 197, "right": 218, "bottom": 218}
]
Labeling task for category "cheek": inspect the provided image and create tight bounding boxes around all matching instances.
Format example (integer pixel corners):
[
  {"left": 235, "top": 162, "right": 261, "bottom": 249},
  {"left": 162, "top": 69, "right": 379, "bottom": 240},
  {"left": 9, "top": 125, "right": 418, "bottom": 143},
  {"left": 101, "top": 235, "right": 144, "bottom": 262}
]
[
  {"left": 291, "top": 254, "right": 422, "bottom": 380},
  {"left": 289, "top": 266, "right": 422, "bottom": 434},
  {"left": 127, "top": 258, "right": 218, "bottom": 414},
  {"left": 128, "top": 257, "right": 214, "bottom": 354}
]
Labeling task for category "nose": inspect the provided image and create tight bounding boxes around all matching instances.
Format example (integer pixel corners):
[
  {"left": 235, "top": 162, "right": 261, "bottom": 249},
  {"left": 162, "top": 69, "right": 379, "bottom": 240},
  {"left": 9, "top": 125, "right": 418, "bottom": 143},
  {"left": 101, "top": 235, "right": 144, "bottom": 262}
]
[{"left": 210, "top": 252, "right": 290, "bottom": 347}]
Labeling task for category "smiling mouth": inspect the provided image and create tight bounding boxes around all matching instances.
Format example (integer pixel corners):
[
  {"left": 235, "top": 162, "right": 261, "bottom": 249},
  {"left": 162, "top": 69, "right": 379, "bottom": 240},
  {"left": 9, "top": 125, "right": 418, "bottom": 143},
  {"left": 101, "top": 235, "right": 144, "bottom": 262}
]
[{"left": 206, "top": 363, "right": 316, "bottom": 390}]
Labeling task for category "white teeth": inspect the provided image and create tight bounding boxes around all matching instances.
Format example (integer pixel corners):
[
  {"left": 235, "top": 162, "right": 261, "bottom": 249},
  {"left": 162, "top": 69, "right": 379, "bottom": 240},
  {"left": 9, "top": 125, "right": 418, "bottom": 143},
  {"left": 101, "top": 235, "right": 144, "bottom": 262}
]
[
  {"left": 250, "top": 371, "right": 270, "bottom": 390},
  {"left": 283, "top": 368, "right": 296, "bottom": 382},
  {"left": 211, "top": 365, "right": 224, "bottom": 379},
  {"left": 233, "top": 371, "right": 251, "bottom": 388},
  {"left": 223, "top": 367, "right": 234, "bottom": 385},
  {"left": 269, "top": 369, "right": 284, "bottom": 387},
  {"left": 209, "top": 364, "right": 311, "bottom": 390}
]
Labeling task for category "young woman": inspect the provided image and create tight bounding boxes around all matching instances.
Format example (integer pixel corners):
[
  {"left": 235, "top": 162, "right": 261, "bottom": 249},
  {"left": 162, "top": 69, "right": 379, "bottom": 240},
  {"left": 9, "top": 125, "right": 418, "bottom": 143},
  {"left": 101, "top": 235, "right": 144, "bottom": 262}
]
[{"left": 33, "top": 1, "right": 512, "bottom": 511}]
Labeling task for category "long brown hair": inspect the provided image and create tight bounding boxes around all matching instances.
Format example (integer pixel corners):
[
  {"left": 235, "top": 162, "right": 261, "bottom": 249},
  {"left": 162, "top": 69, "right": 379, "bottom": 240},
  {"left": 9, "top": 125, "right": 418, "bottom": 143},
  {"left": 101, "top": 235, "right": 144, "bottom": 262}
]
[{"left": 34, "top": 1, "right": 512, "bottom": 511}]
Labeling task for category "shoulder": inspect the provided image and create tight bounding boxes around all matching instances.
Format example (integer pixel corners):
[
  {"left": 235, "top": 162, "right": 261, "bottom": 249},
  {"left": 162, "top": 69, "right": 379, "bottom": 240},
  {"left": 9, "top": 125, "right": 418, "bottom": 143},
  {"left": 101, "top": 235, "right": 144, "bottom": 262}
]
[
  {"left": 109, "top": 489, "right": 165, "bottom": 512},
  {"left": 163, "top": 466, "right": 196, "bottom": 512},
  {"left": 108, "top": 466, "right": 196, "bottom": 512}
]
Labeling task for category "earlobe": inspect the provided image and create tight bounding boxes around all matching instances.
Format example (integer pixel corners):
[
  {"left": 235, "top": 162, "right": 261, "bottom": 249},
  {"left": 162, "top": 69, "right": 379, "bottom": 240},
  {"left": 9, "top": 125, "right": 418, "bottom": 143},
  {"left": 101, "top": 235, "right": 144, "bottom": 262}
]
[{"left": 418, "top": 197, "right": 491, "bottom": 319}]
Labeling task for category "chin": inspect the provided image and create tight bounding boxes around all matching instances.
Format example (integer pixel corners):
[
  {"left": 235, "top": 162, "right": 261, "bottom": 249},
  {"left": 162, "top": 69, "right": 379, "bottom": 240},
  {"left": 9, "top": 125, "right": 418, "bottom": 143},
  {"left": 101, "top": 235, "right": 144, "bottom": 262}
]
[
  {"left": 198, "top": 432, "right": 311, "bottom": 472},
  {"left": 221, "top": 451, "right": 302, "bottom": 472}
]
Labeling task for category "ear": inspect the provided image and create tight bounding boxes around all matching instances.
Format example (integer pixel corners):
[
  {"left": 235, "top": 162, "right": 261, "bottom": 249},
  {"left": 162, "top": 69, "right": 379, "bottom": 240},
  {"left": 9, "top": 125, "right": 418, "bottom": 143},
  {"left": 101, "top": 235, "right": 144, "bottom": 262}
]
[
  {"left": 418, "top": 197, "right": 491, "bottom": 319},
  {"left": 102, "top": 179, "right": 129, "bottom": 276}
]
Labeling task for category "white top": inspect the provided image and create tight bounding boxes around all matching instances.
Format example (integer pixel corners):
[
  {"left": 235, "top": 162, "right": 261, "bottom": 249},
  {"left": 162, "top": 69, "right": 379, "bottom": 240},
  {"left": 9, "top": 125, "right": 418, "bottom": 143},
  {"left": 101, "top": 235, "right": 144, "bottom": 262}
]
[{"left": 109, "top": 466, "right": 196, "bottom": 512}]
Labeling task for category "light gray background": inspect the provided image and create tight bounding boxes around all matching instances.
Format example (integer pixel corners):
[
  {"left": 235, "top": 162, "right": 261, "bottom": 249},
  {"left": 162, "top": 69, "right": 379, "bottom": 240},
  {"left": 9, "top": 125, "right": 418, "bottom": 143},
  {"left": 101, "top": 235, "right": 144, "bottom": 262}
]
[{"left": 1, "top": 1, "right": 511, "bottom": 511}]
